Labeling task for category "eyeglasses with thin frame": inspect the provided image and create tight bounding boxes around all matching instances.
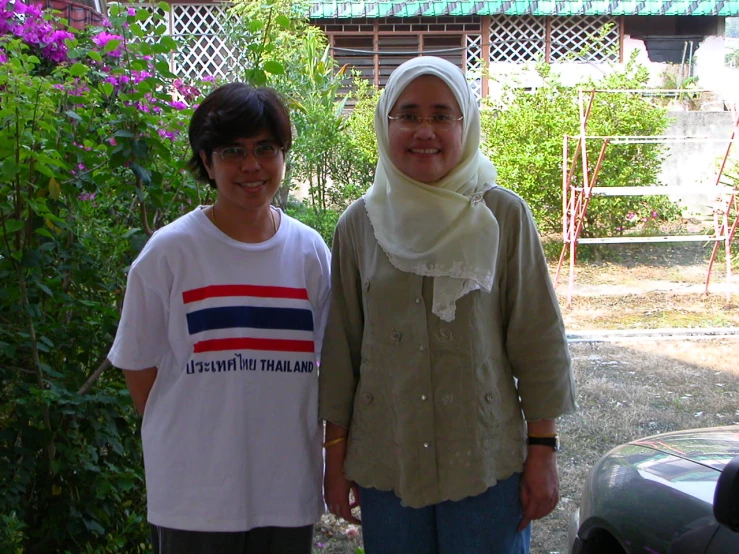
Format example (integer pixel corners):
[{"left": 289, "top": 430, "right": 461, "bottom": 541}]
[
  {"left": 387, "top": 113, "right": 464, "bottom": 131},
  {"left": 213, "top": 143, "right": 283, "bottom": 162}
]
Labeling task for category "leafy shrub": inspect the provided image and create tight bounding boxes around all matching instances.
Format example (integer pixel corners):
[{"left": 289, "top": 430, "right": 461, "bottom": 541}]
[
  {"left": 0, "top": 3, "right": 211, "bottom": 551},
  {"left": 481, "top": 53, "right": 681, "bottom": 240}
]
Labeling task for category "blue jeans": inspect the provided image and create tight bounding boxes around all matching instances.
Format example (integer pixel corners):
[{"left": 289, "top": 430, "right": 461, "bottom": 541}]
[{"left": 358, "top": 474, "right": 531, "bottom": 554}]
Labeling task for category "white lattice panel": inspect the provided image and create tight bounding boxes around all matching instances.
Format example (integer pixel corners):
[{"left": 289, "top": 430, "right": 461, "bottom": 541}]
[
  {"left": 550, "top": 16, "right": 619, "bottom": 62},
  {"left": 489, "top": 15, "right": 545, "bottom": 62},
  {"left": 170, "top": 3, "right": 240, "bottom": 80},
  {"left": 465, "top": 34, "right": 482, "bottom": 101},
  {"left": 171, "top": 3, "right": 230, "bottom": 36}
]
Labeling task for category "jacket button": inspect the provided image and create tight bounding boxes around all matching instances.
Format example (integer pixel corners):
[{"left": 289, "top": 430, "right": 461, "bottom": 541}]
[
  {"left": 420, "top": 394, "right": 428, "bottom": 401},
  {"left": 485, "top": 393, "right": 494, "bottom": 403},
  {"left": 436, "top": 328, "right": 452, "bottom": 341},
  {"left": 390, "top": 330, "right": 401, "bottom": 343},
  {"left": 415, "top": 298, "right": 421, "bottom": 304},
  {"left": 363, "top": 280, "right": 370, "bottom": 292},
  {"left": 362, "top": 392, "right": 373, "bottom": 404}
]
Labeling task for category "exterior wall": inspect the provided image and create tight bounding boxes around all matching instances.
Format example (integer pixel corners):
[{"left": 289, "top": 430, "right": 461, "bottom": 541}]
[
  {"left": 659, "top": 111, "right": 736, "bottom": 216},
  {"left": 36, "top": 0, "right": 104, "bottom": 30}
]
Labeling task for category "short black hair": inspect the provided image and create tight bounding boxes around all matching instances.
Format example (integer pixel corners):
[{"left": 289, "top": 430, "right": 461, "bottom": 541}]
[{"left": 187, "top": 83, "right": 292, "bottom": 187}]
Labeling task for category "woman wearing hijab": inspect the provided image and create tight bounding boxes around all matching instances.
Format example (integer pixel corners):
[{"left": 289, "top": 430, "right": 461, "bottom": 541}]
[{"left": 319, "top": 56, "right": 576, "bottom": 554}]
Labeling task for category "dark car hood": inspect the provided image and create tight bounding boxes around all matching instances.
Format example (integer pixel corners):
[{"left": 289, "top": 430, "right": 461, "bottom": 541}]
[{"left": 628, "top": 424, "right": 739, "bottom": 472}]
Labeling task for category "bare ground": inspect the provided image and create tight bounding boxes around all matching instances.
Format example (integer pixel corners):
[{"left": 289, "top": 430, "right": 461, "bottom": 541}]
[{"left": 313, "top": 242, "right": 739, "bottom": 554}]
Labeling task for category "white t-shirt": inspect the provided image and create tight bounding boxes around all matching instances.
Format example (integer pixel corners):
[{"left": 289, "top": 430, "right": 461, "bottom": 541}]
[{"left": 108, "top": 207, "right": 331, "bottom": 532}]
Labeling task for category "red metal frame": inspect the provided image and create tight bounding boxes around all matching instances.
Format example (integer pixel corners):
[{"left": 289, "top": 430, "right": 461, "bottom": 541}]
[{"left": 554, "top": 90, "right": 739, "bottom": 306}]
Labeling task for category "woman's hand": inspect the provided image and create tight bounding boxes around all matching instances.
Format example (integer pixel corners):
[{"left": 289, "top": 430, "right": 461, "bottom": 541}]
[
  {"left": 518, "top": 446, "right": 559, "bottom": 531},
  {"left": 324, "top": 443, "right": 361, "bottom": 524}
]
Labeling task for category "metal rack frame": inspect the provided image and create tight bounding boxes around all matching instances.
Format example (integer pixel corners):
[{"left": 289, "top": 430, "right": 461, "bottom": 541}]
[{"left": 554, "top": 89, "right": 739, "bottom": 306}]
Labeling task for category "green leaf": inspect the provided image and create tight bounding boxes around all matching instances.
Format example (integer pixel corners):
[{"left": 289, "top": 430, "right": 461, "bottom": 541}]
[
  {"left": 263, "top": 60, "right": 284, "bottom": 75},
  {"left": 247, "top": 69, "right": 267, "bottom": 87},
  {"left": 2, "top": 219, "right": 24, "bottom": 235},
  {"left": 82, "top": 519, "right": 105, "bottom": 536},
  {"left": 48, "top": 177, "right": 61, "bottom": 200},
  {"left": 101, "top": 82, "right": 114, "bottom": 96},
  {"left": 275, "top": 14, "right": 291, "bottom": 29},
  {"left": 34, "top": 227, "right": 53, "bottom": 238},
  {"left": 104, "top": 39, "right": 122, "bottom": 53},
  {"left": 248, "top": 20, "right": 264, "bottom": 32},
  {"left": 88, "top": 50, "right": 102, "bottom": 62},
  {"left": 130, "top": 162, "right": 152, "bottom": 186},
  {"left": 39, "top": 362, "right": 63, "bottom": 377},
  {"left": 130, "top": 22, "right": 144, "bottom": 38},
  {"left": 159, "top": 36, "right": 178, "bottom": 51},
  {"left": 64, "top": 110, "right": 83, "bottom": 122},
  {"left": 39, "top": 282, "right": 54, "bottom": 297},
  {"left": 122, "top": 227, "right": 141, "bottom": 239},
  {"left": 158, "top": 1, "right": 171, "bottom": 12},
  {"left": 114, "top": 129, "right": 135, "bottom": 138},
  {"left": 69, "top": 62, "right": 89, "bottom": 77}
]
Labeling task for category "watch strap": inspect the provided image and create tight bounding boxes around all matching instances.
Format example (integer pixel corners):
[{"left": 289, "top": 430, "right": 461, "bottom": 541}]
[{"left": 527, "top": 436, "right": 560, "bottom": 451}]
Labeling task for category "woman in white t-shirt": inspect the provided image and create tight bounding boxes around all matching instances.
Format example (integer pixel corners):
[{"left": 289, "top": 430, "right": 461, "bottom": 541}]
[{"left": 108, "top": 83, "right": 331, "bottom": 554}]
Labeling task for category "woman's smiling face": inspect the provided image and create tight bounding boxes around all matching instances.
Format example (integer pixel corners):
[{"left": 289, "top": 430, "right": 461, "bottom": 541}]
[{"left": 387, "top": 75, "right": 464, "bottom": 184}]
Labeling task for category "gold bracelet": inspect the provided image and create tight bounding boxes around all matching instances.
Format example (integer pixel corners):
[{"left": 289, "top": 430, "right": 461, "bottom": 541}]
[
  {"left": 527, "top": 433, "right": 559, "bottom": 439},
  {"left": 322, "top": 436, "right": 347, "bottom": 448}
]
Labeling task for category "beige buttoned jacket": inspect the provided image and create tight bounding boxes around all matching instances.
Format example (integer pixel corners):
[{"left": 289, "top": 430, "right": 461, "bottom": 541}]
[{"left": 319, "top": 186, "right": 577, "bottom": 509}]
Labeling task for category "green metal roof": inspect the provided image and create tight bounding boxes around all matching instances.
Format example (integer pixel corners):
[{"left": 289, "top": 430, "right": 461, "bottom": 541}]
[{"left": 309, "top": 1, "right": 739, "bottom": 18}]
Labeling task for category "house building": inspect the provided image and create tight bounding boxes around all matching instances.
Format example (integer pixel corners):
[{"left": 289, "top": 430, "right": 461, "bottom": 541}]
[
  {"left": 34, "top": 0, "right": 739, "bottom": 101},
  {"left": 308, "top": 1, "right": 739, "bottom": 99}
]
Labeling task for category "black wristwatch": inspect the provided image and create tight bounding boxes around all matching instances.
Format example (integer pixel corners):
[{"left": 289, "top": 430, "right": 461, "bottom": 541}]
[{"left": 527, "top": 436, "right": 560, "bottom": 452}]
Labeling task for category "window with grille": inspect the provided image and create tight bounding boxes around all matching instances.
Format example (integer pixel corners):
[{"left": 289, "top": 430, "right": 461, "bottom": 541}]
[
  {"left": 488, "top": 15, "right": 620, "bottom": 63},
  {"left": 550, "top": 16, "right": 620, "bottom": 62},
  {"left": 330, "top": 33, "right": 465, "bottom": 88},
  {"left": 489, "top": 16, "right": 546, "bottom": 62}
]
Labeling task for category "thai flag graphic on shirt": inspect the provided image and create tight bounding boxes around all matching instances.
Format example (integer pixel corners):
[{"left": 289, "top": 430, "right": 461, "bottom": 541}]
[{"left": 183, "top": 285, "right": 315, "bottom": 355}]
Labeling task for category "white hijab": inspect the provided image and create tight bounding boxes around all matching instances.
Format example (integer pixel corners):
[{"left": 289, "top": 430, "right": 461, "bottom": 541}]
[{"left": 364, "top": 56, "right": 500, "bottom": 322}]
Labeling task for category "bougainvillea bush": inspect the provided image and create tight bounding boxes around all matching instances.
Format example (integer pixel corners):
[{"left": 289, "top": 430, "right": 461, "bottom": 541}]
[{"left": 0, "top": 2, "right": 213, "bottom": 551}]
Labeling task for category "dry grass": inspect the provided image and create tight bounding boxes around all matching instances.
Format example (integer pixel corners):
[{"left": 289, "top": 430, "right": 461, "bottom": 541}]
[{"left": 313, "top": 244, "right": 739, "bottom": 554}]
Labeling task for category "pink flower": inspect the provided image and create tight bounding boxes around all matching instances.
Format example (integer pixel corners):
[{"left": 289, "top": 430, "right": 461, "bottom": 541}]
[
  {"left": 15, "top": 3, "right": 43, "bottom": 18},
  {"left": 42, "top": 29, "right": 74, "bottom": 62},
  {"left": 20, "top": 20, "right": 53, "bottom": 46},
  {"left": 132, "top": 70, "right": 152, "bottom": 84},
  {"left": 158, "top": 128, "right": 177, "bottom": 141},
  {"left": 92, "top": 31, "right": 124, "bottom": 57},
  {"left": 127, "top": 7, "right": 136, "bottom": 16},
  {"left": 0, "top": 49, "right": 6, "bottom": 64},
  {"left": 169, "top": 100, "right": 188, "bottom": 110}
]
